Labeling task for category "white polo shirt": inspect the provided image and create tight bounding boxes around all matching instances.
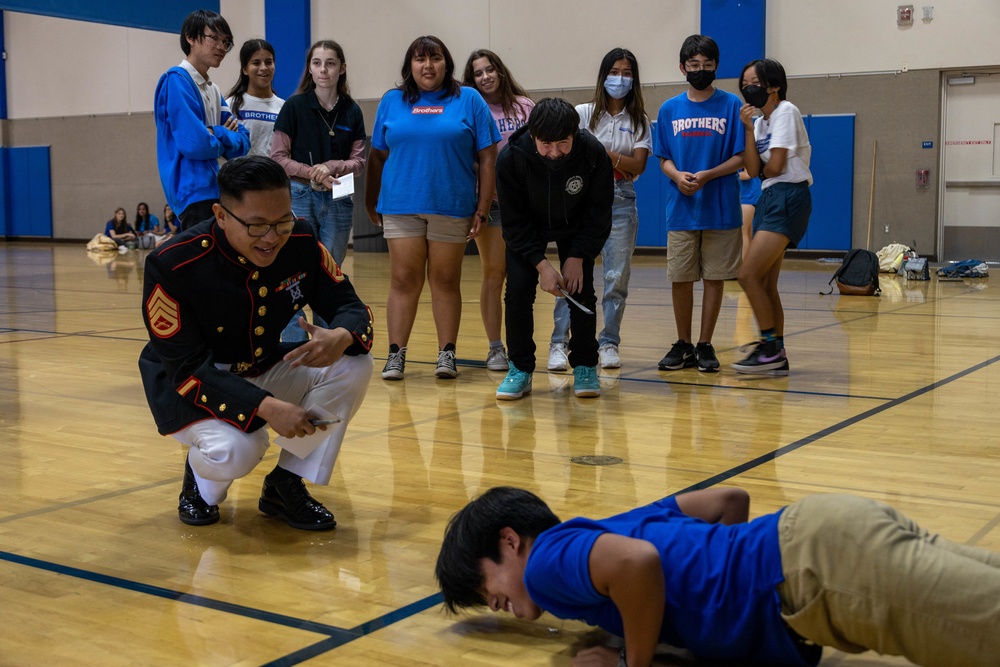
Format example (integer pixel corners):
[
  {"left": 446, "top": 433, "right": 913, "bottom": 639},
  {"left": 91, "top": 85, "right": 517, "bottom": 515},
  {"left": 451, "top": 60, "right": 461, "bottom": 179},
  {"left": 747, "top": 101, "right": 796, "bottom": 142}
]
[
  {"left": 179, "top": 59, "right": 223, "bottom": 126},
  {"left": 576, "top": 102, "right": 652, "bottom": 180}
]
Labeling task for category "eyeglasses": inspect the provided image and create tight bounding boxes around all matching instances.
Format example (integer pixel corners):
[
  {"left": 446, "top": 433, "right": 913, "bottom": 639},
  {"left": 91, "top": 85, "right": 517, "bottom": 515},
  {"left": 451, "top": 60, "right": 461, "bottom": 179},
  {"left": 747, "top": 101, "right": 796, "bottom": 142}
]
[
  {"left": 685, "top": 63, "right": 717, "bottom": 72},
  {"left": 220, "top": 204, "right": 296, "bottom": 237},
  {"left": 203, "top": 32, "right": 234, "bottom": 53}
]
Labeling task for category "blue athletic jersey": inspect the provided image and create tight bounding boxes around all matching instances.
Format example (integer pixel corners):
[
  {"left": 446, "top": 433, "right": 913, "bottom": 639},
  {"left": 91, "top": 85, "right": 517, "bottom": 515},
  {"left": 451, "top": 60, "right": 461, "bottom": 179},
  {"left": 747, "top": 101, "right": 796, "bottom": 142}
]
[
  {"left": 524, "top": 496, "right": 818, "bottom": 666},
  {"left": 654, "top": 89, "right": 744, "bottom": 231},
  {"left": 371, "top": 86, "right": 500, "bottom": 217}
]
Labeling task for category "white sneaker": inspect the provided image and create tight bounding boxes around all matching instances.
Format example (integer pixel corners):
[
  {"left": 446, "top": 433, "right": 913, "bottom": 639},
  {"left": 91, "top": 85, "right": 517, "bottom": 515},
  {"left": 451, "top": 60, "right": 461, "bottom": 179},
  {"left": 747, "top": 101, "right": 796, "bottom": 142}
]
[
  {"left": 485, "top": 345, "right": 509, "bottom": 371},
  {"left": 547, "top": 343, "right": 569, "bottom": 372},
  {"left": 598, "top": 343, "right": 621, "bottom": 369}
]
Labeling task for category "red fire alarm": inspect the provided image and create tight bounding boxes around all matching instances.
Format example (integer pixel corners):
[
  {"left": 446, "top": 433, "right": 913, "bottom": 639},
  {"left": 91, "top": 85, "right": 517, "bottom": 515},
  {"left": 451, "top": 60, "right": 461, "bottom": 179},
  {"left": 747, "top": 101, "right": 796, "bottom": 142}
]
[{"left": 898, "top": 5, "right": 914, "bottom": 25}]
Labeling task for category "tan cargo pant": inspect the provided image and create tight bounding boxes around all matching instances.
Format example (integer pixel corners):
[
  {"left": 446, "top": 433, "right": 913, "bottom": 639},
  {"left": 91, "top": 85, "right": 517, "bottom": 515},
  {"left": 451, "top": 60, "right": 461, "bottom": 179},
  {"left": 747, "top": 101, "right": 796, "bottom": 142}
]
[{"left": 777, "top": 494, "right": 1000, "bottom": 667}]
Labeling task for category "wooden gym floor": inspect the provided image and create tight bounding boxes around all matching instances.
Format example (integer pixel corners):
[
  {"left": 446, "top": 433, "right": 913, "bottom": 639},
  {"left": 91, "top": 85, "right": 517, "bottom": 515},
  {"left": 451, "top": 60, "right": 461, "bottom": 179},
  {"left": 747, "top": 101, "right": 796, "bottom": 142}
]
[{"left": 1, "top": 242, "right": 997, "bottom": 666}]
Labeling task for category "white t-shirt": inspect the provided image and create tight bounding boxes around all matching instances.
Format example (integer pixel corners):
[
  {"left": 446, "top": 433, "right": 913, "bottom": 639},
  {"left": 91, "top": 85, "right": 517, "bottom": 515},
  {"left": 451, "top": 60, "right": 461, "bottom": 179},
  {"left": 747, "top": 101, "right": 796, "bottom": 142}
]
[
  {"left": 576, "top": 102, "right": 652, "bottom": 180},
  {"left": 227, "top": 93, "right": 285, "bottom": 157},
  {"left": 753, "top": 100, "right": 812, "bottom": 188}
]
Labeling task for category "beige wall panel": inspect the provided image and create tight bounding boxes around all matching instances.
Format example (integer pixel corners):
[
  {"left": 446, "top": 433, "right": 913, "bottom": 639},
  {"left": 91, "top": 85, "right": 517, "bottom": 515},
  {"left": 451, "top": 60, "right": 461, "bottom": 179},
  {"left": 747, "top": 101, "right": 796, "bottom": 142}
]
[
  {"left": 216, "top": 0, "right": 267, "bottom": 99},
  {"left": 768, "top": 0, "right": 1000, "bottom": 76},
  {"left": 313, "top": 0, "right": 698, "bottom": 101}
]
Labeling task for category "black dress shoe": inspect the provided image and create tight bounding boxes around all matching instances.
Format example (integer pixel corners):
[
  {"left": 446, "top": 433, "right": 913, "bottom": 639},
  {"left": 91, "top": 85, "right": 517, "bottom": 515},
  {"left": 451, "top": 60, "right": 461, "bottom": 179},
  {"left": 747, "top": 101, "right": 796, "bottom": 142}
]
[
  {"left": 178, "top": 460, "right": 220, "bottom": 526},
  {"left": 258, "top": 472, "right": 336, "bottom": 531}
]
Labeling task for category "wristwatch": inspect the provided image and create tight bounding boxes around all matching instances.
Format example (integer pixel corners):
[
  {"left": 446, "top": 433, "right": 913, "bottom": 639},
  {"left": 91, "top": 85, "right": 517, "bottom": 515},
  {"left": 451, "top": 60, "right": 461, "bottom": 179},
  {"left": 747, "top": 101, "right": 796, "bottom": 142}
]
[
  {"left": 758, "top": 162, "right": 768, "bottom": 181},
  {"left": 618, "top": 646, "right": 627, "bottom": 667}
]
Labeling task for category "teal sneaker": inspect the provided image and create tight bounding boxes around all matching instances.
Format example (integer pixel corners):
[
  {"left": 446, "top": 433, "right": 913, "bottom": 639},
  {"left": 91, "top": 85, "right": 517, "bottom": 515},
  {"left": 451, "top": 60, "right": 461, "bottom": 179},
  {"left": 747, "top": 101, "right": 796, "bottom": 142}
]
[
  {"left": 496, "top": 363, "right": 532, "bottom": 400},
  {"left": 573, "top": 365, "right": 601, "bottom": 398}
]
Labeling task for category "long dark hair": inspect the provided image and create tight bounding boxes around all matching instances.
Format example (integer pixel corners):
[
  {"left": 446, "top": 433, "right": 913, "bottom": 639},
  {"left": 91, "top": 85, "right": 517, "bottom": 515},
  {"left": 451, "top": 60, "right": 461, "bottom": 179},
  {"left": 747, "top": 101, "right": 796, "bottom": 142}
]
[
  {"left": 399, "top": 35, "right": 460, "bottom": 104},
  {"left": 133, "top": 202, "right": 151, "bottom": 227},
  {"left": 461, "top": 49, "right": 530, "bottom": 118},
  {"left": 226, "top": 39, "right": 276, "bottom": 115},
  {"left": 295, "top": 40, "right": 352, "bottom": 98},
  {"left": 111, "top": 207, "right": 129, "bottom": 234},
  {"left": 590, "top": 48, "right": 647, "bottom": 141}
]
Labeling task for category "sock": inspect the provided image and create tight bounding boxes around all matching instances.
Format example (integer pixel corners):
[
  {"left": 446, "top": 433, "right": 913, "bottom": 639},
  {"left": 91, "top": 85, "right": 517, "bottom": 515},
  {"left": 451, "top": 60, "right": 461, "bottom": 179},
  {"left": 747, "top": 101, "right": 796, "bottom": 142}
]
[
  {"left": 443, "top": 343, "right": 456, "bottom": 352},
  {"left": 777, "top": 336, "right": 785, "bottom": 350},
  {"left": 268, "top": 465, "right": 299, "bottom": 482},
  {"left": 489, "top": 339, "right": 504, "bottom": 350},
  {"left": 389, "top": 343, "right": 400, "bottom": 354},
  {"left": 760, "top": 328, "right": 777, "bottom": 343}
]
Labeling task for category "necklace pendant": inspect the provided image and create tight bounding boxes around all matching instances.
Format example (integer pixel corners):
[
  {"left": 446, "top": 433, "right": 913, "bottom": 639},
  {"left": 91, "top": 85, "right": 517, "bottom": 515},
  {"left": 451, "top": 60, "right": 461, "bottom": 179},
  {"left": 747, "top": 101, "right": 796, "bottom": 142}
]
[{"left": 328, "top": 129, "right": 336, "bottom": 137}]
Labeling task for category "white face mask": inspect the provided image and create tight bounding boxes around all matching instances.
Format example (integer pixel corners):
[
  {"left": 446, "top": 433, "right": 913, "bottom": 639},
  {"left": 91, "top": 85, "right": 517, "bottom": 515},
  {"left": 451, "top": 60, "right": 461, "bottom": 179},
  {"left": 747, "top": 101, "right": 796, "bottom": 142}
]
[{"left": 604, "top": 75, "right": 633, "bottom": 100}]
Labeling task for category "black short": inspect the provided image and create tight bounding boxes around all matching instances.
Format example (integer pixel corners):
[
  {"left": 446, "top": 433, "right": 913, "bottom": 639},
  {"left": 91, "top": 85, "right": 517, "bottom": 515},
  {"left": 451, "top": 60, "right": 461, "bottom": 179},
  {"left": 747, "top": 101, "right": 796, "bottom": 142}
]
[{"left": 752, "top": 181, "right": 811, "bottom": 248}]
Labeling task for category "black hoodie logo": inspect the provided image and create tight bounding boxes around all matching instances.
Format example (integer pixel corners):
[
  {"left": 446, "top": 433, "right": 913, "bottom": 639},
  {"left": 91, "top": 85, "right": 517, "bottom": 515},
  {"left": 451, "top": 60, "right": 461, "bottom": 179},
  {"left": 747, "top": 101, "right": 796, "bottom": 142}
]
[{"left": 565, "top": 176, "right": 583, "bottom": 195}]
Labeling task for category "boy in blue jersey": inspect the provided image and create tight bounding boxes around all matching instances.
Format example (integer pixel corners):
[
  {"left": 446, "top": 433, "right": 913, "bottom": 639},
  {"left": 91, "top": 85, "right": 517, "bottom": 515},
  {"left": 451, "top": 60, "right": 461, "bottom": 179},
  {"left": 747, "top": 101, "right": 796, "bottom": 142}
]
[
  {"left": 155, "top": 10, "right": 250, "bottom": 230},
  {"left": 437, "top": 486, "right": 1000, "bottom": 667},
  {"left": 654, "top": 35, "right": 744, "bottom": 373}
]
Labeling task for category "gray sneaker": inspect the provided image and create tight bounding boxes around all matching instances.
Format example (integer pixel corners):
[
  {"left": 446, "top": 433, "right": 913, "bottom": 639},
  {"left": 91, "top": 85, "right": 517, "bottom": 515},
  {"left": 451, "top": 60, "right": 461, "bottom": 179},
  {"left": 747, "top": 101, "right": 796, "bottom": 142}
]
[
  {"left": 381, "top": 348, "right": 406, "bottom": 380},
  {"left": 435, "top": 349, "right": 459, "bottom": 379}
]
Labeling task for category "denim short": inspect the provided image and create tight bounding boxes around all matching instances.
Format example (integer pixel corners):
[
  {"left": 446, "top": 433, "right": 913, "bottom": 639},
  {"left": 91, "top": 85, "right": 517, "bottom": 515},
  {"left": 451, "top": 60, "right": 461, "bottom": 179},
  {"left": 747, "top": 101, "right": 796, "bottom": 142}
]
[{"left": 752, "top": 181, "right": 812, "bottom": 249}]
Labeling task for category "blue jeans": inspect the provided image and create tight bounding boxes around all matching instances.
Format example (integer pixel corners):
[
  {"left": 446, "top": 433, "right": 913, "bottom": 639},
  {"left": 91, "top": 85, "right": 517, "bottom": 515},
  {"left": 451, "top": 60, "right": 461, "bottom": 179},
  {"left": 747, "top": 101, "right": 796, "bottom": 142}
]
[
  {"left": 551, "top": 180, "right": 637, "bottom": 347},
  {"left": 283, "top": 181, "right": 355, "bottom": 342}
]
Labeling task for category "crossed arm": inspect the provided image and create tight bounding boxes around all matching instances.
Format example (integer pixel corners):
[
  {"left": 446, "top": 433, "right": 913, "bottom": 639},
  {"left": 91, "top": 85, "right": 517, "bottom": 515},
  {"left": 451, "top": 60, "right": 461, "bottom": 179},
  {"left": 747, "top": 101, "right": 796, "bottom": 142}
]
[{"left": 574, "top": 487, "right": 751, "bottom": 667}]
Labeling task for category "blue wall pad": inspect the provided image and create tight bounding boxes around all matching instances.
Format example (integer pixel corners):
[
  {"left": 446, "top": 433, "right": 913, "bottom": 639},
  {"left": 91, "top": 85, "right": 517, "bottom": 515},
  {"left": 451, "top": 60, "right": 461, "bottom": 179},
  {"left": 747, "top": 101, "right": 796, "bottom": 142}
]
[
  {"left": 700, "top": 0, "right": 766, "bottom": 80},
  {"left": 265, "top": 0, "right": 311, "bottom": 100},
  {"left": 801, "top": 114, "right": 854, "bottom": 251},
  {"left": 1, "top": 146, "right": 52, "bottom": 237},
  {"left": 0, "top": 1, "right": 216, "bottom": 33}
]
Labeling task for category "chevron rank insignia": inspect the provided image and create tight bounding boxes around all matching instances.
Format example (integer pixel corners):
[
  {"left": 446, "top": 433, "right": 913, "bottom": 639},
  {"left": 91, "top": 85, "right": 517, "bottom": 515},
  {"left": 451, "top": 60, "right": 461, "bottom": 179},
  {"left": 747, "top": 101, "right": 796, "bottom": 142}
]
[
  {"left": 147, "top": 284, "right": 181, "bottom": 338},
  {"left": 319, "top": 244, "right": 345, "bottom": 282}
]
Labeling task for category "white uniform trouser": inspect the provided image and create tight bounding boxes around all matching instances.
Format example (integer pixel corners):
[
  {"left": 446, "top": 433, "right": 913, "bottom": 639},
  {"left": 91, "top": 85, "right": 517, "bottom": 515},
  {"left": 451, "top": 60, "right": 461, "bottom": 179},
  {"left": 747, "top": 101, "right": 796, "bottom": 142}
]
[{"left": 173, "top": 353, "right": 373, "bottom": 505}]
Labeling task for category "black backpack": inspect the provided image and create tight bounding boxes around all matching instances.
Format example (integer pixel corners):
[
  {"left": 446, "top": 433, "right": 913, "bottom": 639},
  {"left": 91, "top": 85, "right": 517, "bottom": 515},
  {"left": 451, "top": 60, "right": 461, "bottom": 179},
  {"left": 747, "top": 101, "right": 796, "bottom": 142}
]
[{"left": 824, "top": 249, "right": 881, "bottom": 296}]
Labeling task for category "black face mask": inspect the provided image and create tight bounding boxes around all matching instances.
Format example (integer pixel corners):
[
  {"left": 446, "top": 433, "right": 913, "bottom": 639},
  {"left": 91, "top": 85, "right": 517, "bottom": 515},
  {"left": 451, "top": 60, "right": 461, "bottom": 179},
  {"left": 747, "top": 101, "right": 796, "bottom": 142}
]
[
  {"left": 686, "top": 69, "right": 716, "bottom": 91},
  {"left": 741, "top": 85, "right": 770, "bottom": 109}
]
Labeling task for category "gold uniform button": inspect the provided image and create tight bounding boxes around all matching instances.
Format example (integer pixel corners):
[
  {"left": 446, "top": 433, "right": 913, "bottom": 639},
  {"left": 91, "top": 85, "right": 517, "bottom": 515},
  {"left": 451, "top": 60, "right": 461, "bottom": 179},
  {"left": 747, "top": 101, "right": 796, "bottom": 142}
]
[
  {"left": 258, "top": 306, "right": 267, "bottom": 316},
  {"left": 293, "top": 304, "right": 300, "bottom": 311},
  {"left": 201, "top": 239, "right": 210, "bottom": 248},
  {"left": 251, "top": 271, "right": 259, "bottom": 280},
  {"left": 255, "top": 326, "right": 264, "bottom": 336},
  {"left": 200, "top": 395, "right": 208, "bottom": 403},
  {"left": 366, "top": 327, "right": 372, "bottom": 334},
  {"left": 238, "top": 414, "right": 246, "bottom": 422},
  {"left": 258, "top": 286, "right": 267, "bottom": 297},
  {"left": 219, "top": 403, "right": 227, "bottom": 412},
  {"left": 239, "top": 256, "right": 247, "bottom": 264},
  {"left": 217, "top": 326, "right": 224, "bottom": 333},
  {"left": 362, "top": 334, "right": 368, "bottom": 342},
  {"left": 255, "top": 347, "right": 263, "bottom": 357}
]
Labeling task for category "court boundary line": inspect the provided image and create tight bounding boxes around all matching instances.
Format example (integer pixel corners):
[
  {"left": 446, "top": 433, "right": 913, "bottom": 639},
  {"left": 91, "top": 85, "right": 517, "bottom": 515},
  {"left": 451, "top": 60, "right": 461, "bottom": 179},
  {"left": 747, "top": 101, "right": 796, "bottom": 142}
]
[{"left": 3, "top": 352, "right": 998, "bottom": 665}]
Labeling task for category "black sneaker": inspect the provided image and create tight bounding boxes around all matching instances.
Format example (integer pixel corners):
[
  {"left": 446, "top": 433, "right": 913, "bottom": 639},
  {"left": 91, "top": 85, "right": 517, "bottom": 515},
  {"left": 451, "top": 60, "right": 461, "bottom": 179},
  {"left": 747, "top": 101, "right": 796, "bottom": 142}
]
[
  {"left": 658, "top": 340, "right": 696, "bottom": 370},
  {"left": 731, "top": 343, "right": 790, "bottom": 376},
  {"left": 694, "top": 342, "right": 720, "bottom": 373}
]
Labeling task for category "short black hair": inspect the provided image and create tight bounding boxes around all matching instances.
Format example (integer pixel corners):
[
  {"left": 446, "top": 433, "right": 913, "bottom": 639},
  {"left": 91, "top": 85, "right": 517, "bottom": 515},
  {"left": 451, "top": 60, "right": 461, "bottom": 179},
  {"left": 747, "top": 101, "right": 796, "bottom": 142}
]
[
  {"left": 217, "top": 156, "right": 290, "bottom": 205},
  {"left": 679, "top": 34, "right": 719, "bottom": 65},
  {"left": 180, "top": 9, "right": 233, "bottom": 56},
  {"left": 436, "top": 487, "right": 560, "bottom": 613},
  {"left": 527, "top": 98, "right": 579, "bottom": 143},
  {"left": 741, "top": 58, "right": 789, "bottom": 101}
]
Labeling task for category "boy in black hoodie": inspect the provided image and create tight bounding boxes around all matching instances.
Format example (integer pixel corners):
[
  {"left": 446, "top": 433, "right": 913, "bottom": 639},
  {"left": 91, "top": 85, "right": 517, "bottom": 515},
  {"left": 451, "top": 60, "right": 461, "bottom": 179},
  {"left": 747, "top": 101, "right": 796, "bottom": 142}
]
[{"left": 494, "top": 98, "right": 613, "bottom": 400}]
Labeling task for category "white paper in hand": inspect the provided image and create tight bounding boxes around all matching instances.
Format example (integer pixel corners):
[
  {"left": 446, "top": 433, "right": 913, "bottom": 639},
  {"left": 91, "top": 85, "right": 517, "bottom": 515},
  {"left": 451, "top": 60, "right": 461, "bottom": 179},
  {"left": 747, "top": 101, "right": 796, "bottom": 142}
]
[
  {"left": 330, "top": 172, "right": 355, "bottom": 200},
  {"left": 273, "top": 405, "right": 340, "bottom": 459}
]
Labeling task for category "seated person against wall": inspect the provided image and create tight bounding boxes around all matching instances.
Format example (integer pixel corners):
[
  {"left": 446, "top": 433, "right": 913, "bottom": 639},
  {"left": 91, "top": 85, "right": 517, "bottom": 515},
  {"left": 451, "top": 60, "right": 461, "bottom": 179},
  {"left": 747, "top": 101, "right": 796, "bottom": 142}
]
[
  {"left": 134, "top": 202, "right": 165, "bottom": 249},
  {"left": 157, "top": 205, "right": 181, "bottom": 247},
  {"left": 105, "top": 207, "right": 136, "bottom": 245}
]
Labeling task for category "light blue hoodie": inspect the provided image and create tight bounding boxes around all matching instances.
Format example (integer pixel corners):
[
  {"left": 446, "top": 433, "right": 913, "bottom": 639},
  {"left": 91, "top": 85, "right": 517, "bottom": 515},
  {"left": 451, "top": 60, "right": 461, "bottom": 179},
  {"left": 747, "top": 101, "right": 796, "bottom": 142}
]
[{"left": 154, "top": 65, "right": 250, "bottom": 215}]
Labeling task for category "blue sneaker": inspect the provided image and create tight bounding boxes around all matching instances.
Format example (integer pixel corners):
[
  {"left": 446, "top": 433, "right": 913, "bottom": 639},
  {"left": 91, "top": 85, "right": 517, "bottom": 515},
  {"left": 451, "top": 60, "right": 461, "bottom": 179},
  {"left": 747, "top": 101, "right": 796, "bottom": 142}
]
[
  {"left": 496, "top": 363, "right": 532, "bottom": 400},
  {"left": 573, "top": 365, "right": 601, "bottom": 397}
]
